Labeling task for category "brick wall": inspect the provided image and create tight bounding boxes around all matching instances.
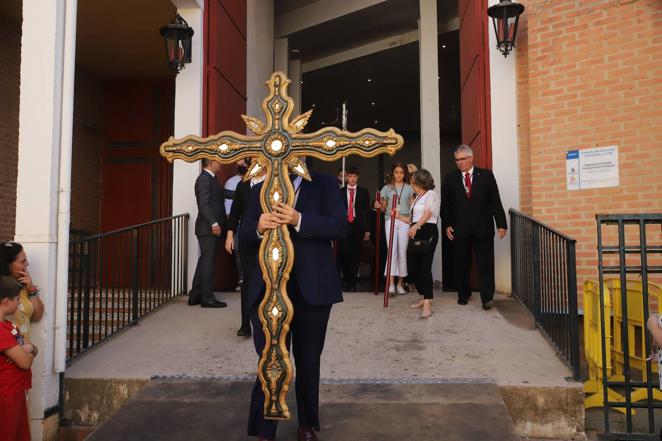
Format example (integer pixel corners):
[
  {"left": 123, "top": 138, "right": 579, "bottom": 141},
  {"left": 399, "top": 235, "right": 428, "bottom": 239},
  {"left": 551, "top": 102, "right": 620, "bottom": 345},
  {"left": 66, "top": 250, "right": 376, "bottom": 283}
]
[
  {"left": 0, "top": 17, "right": 103, "bottom": 239},
  {"left": 0, "top": 14, "right": 21, "bottom": 240},
  {"left": 70, "top": 68, "right": 104, "bottom": 235},
  {"left": 516, "top": 0, "right": 662, "bottom": 293}
]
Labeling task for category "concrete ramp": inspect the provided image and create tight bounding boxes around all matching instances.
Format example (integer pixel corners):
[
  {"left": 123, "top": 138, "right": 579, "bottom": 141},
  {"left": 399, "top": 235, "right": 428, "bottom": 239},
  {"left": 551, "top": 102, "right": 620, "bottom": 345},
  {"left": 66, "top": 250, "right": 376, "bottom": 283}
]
[{"left": 86, "top": 379, "right": 520, "bottom": 441}]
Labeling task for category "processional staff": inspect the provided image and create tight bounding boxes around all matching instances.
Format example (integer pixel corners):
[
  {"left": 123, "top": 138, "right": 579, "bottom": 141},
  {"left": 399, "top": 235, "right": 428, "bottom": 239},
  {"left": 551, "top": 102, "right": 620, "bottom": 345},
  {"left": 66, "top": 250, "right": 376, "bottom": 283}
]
[
  {"left": 159, "top": 72, "right": 403, "bottom": 420},
  {"left": 373, "top": 190, "right": 381, "bottom": 297},
  {"left": 383, "top": 195, "right": 399, "bottom": 308}
]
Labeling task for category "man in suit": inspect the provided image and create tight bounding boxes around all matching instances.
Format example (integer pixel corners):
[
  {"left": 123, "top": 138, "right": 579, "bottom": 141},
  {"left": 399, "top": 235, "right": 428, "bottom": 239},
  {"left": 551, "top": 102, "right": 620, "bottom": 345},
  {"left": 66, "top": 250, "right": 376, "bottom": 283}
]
[
  {"left": 339, "top": 165, "right": 370, "bottom": 292},
  {"left": 240, "top": 170, "right": 347, "bottom": 441},
  {"left": 441, "top": 144, "right": 507, "bottom": 310},
  {"left": 188, "top": 158, "right": 227, "bottom": 308}
]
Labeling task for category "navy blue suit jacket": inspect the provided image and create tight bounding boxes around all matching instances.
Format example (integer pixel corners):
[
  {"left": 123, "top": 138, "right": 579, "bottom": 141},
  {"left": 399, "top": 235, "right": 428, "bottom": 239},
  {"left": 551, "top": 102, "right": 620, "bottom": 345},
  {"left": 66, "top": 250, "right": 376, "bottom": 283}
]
[{"left": 239, "top": 172, "right": 348, "bottom": 308}]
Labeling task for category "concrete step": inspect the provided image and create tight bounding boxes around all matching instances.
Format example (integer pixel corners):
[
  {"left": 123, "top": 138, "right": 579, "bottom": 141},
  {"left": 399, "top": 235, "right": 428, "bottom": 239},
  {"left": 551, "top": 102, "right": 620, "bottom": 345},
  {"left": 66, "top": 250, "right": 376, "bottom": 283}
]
[{"left": 85, "top": 380, "right": 521, "bottom": 441}]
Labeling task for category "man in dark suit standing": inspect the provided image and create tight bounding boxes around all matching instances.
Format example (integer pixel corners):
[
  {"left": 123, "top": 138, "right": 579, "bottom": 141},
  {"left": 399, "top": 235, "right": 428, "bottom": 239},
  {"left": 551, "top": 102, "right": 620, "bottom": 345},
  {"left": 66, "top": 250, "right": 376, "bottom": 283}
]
[
  {"left": 240, "top": 171, "right": 347, "bottom": 441},
  {"left": 339, "top": 165, "right": 370, "bottom": 292},
  {"left": 188, "top": 158, "right": 227, "bottom": 308},
  {"left": 441, "top": 144, "right": 507, "bottom": 310}
]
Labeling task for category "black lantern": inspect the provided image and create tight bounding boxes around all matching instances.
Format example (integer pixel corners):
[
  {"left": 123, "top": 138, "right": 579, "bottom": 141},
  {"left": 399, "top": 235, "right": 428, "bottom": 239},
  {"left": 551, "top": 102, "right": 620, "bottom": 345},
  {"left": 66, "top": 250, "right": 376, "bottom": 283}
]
[
  {"left": 487, "top": 0, "right": 525, "bottom": 58},
  {"left": 160, "top": 14, "right": 194, "bottom": 73}
]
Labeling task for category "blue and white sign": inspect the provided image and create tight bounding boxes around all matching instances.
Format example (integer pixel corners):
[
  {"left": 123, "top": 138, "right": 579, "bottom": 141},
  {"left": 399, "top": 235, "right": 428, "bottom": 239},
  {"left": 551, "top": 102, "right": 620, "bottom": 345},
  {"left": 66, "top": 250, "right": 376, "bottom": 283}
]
[
  {"left": 566, "top": 150, "right": 580, "bottom": 190},
  {"left": 566, "top": 146, "right": 618, "bottom": 190}
]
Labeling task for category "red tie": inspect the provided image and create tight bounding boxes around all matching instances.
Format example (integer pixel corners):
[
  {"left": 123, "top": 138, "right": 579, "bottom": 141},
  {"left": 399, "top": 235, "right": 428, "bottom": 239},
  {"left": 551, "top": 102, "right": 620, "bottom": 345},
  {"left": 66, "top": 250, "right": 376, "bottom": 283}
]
[
  {"left": 348, "top": 188, "right": 355, "bottom": 222},
  {"left": 464, "top": 172, "right": 472, "bottom": 198}
]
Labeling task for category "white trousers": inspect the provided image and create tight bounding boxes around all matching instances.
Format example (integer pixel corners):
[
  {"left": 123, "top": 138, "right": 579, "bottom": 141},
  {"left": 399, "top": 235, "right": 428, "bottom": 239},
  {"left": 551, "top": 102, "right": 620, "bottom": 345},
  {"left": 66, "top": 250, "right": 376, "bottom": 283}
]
[{"left": 384, "top": 218, "right": 409, "bottom": 277}]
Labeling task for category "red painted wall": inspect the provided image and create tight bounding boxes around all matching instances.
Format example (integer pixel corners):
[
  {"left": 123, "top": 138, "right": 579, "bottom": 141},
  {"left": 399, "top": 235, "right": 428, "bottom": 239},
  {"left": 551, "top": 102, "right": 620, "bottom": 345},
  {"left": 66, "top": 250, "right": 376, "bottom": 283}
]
[
  {"left": 459, "top": 0, "right": 492, "bottom": 168},
  {"left": 100, "top": 79, "right": 174, "bottom": 233},
  {"left": 204, "top": 0, "right": 247, "bottom": 290}
]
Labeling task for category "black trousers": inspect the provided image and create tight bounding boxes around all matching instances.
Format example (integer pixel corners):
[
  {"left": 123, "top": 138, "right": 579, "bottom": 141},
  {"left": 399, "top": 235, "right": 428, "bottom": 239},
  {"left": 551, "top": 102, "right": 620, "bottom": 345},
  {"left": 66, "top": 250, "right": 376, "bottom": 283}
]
[
  {"left": 189, "top": 234, "right": 218, "bottom": 303},
  {"left": 247, "top": 281, "right": 332, "bottom": 438},
  {"left": 238, "top": 249, "right": 256, "bottom": 331},
  {"left": 338, "top": 222, "right": 364, "bottom": 287},
  {"left": 454, "top": 233, "right": 495, "bottom": 304},
  {"left": 406, "top": 224, "right": 439, "bottom": 300}
]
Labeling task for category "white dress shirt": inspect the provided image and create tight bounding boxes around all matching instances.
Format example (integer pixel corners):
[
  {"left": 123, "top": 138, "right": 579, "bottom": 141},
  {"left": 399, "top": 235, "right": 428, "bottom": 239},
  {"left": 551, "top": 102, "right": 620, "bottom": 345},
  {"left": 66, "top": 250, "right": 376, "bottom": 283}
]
[{"left": 204, "top": 168, "right": 219, "bottom": 228}]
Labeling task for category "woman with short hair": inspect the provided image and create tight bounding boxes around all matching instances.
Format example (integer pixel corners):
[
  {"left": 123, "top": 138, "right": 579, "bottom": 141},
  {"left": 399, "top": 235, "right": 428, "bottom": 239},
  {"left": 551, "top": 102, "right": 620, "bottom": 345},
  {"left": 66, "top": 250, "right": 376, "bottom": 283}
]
[{"left": 407, "top": 169, "right": 440, "bottom": 318}]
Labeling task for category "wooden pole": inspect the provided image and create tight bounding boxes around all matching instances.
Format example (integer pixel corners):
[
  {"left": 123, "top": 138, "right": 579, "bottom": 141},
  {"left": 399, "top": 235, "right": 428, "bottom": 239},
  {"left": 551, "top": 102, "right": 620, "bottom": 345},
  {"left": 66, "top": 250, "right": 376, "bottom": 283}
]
[
  {"left": 373, "top": 191, "right": 381, "bottom": 296},
  {"left": 383, "top": 194, "right": 398, "bottom": 307}
]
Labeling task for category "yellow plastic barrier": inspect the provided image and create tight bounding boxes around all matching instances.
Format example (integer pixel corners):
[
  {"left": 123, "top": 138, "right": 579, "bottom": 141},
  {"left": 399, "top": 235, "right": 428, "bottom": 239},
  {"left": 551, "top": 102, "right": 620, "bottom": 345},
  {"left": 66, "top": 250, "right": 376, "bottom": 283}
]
[
  {"left": 583, "top": 279, "right": 628, "bottom": 413},
  {"left": 609, "top": 278, "right": 662, "bottom": 403}
]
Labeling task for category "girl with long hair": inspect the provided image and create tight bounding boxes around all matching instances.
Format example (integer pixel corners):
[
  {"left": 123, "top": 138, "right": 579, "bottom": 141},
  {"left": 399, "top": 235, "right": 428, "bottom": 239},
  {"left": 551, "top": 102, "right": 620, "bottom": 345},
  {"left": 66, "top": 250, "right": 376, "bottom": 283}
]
[{"left": 374, "top": 162, "right": 414, "bottom": 295}]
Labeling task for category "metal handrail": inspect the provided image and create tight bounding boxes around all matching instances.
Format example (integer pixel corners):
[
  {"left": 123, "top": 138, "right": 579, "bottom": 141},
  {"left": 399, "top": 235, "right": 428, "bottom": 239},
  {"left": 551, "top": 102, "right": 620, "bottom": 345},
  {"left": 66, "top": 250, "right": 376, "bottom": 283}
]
[
  {"left": 69, "top": 215, "right": 189, "bottom": 245},
  {"left": 507, "top": 208, "right": 576, "bottom": 242},
  {"left": 66, "top": 213, "right": 189, "bottom": 362},
  {"left": 509, "top": 208, "right": 580, "bottom": 380}
]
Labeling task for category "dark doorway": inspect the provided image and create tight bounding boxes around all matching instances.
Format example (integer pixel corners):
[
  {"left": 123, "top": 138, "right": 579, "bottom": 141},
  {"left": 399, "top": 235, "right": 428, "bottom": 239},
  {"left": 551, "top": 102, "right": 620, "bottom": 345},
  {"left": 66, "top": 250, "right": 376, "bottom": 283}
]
[
  {"left": 302, "top": 42, "right": 421, "bottom": 194},
  {"left": 302, "top": 43, "right": 421, "bottom": 293}
]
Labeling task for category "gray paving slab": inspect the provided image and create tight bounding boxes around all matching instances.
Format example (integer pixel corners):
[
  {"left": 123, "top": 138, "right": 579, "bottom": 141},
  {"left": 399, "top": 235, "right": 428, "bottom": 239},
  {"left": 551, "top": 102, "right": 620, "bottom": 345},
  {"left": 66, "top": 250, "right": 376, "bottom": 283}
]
[
  {"left": 66, "top": 291, "right": 573, "bottom": 388},
  {"left": 86, "top": 380, "right": 521, "bottom": 441}
]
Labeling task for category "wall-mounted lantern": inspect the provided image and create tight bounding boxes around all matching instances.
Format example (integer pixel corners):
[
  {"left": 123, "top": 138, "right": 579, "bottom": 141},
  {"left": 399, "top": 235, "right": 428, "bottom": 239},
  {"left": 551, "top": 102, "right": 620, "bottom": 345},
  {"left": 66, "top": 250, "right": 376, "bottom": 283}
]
[
  {"left": 487, "top": 0, "right": 525, "bottom": 58},
  {"left": 160, "top": 14, "right": 194, "bottom": 73}
]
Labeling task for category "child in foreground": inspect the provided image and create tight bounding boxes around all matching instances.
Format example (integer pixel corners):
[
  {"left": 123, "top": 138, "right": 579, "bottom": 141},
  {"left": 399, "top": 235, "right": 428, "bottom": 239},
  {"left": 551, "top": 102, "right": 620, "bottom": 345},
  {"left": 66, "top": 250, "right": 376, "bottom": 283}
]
[{"left": 0, "top": 275, "right": 37, "bottom": 441}]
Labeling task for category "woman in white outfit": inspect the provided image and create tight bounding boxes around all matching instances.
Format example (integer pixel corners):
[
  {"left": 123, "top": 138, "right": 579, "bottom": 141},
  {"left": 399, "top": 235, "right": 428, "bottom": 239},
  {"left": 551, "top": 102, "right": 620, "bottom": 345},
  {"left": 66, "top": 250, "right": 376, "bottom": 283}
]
[
  {"left": 407, "top": 169, "right": 440, "bottom": 318},
  {"left": 375, "top": 162, "right": 413, "bottom": 295}
]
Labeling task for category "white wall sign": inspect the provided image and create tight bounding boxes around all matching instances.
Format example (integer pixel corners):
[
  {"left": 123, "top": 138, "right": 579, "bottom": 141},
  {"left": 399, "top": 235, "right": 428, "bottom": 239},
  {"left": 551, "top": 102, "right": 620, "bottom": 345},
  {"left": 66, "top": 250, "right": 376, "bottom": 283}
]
[{"left": 567, "top": 146, "right": 619, "bottom": 190}]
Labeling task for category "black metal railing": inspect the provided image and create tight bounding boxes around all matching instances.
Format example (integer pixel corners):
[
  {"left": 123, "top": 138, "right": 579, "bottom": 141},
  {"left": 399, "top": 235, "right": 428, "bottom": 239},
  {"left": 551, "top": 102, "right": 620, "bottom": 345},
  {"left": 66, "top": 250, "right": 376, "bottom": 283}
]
[
  {"left": 510, "top": 209, "right": 580, "bottom": 380},
  {"left": 67, "top": 214, "right": 189, "bottom": 361},
  {"left": 597, "top": 213, "right": 662, "bottom": 440}
]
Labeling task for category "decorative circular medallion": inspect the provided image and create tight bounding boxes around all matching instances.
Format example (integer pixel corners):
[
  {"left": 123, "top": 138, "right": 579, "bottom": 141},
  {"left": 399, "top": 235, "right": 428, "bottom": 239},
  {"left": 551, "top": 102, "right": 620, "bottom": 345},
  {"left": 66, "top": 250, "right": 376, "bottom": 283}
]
[{"left": 264, "top": 134, "right": 289, "bottom": 157}]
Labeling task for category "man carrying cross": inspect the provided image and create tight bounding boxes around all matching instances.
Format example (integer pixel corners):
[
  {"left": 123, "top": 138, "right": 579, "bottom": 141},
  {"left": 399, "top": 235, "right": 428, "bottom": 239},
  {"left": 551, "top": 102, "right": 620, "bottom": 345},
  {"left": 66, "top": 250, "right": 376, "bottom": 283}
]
[
  {"left": 241, "top": 165, "right": 346, "bottom": 441},
  {"left": 160, "top": 72, "right": 403, "bottom": 441}
]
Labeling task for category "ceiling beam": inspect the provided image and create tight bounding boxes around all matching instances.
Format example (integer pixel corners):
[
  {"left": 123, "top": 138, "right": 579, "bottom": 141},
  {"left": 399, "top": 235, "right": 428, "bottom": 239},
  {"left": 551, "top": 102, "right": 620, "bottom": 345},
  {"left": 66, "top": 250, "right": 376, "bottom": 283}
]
[
  {"left": 275, "top": 0, "right": 387, "bottom": 38},
  {"left": 300, "top": 16, "right": 458, "bottom": 73},
  {"left": 439, "top": 16, "right": 460, "bottom": 34},
  {"left": 302, "top": 29, "right": 418, "bottom": 73},
  {"left": 171, "top": 0, "right": 203, "bottom": 9}
]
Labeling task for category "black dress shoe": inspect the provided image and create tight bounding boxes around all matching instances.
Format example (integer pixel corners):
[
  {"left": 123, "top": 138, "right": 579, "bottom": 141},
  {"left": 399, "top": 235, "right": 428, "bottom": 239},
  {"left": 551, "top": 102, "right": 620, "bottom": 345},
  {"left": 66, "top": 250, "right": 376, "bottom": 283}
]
[
  {"left": 200, "top": 299, "right": 227, "bottom": 308},
  {"left": 237, "top": 327, "right": 252, "bottom": 337},
  {"left": 457, "top": 298, "right": 468, "bottom": 305},
  {"left": 482, "top": 300, "right": 495, "bottom": 310},
  {"left": 297, "top": 427, "right": 318, "bottom": 441},
  {"left": 188, "top": 296, "right": 200, "bottom": 306}
]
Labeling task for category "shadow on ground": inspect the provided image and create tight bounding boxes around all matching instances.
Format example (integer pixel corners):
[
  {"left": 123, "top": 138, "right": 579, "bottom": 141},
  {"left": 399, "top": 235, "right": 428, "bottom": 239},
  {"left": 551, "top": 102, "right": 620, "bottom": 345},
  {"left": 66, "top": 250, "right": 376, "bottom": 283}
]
[{"left": 86, "top": 380, "right": 520, "bottom": 441}]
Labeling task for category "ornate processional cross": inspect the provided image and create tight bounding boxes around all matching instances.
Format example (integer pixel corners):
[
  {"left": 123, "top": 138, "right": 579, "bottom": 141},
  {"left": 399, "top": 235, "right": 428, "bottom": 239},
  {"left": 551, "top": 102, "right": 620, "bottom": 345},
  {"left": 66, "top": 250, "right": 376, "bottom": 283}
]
[{"left": 160, "top": 72, "right": 403, "bottom": 419}]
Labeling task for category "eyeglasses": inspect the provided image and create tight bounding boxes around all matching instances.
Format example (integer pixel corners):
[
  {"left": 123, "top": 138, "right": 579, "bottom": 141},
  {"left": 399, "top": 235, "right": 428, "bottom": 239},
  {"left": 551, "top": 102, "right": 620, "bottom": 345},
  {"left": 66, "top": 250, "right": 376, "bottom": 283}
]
[{"left": 454, "top": 157, "right": 471, "bottom": 162}]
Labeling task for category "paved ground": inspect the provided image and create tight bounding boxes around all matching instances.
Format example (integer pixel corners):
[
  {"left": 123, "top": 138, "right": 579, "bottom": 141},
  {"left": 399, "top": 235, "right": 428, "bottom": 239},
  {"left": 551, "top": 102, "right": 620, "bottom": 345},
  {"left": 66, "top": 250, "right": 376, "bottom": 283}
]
[
  {"left": 86, "top": 380, "right": 521, "bottom": 441},
  {"left": 67, "top": 290, "right": 573, "bottom": 387}
]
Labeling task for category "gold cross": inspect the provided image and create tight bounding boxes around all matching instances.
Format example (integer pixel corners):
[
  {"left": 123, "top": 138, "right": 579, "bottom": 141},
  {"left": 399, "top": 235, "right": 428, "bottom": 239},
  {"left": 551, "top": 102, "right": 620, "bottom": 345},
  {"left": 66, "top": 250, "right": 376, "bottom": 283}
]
[{"left": 160, "top": 72, "right": 403, "bottom": 419}]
